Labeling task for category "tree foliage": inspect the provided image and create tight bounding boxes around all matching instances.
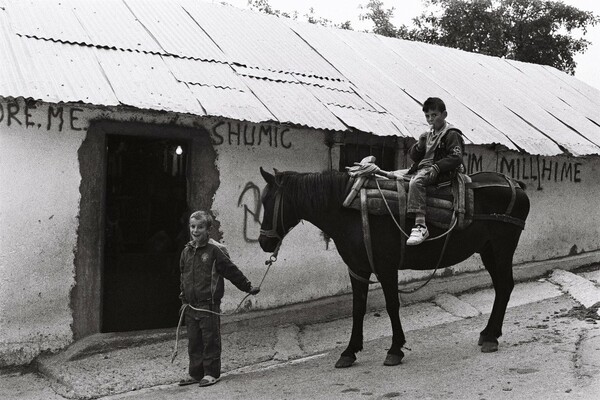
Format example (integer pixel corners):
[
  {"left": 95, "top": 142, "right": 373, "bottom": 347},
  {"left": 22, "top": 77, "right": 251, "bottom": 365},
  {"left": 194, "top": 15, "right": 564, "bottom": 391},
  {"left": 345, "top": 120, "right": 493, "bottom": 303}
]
[
  {"left": 359, "top": 0, "right": 398, "bottom": 37},
  {"left": 246, "top": 0, "right": 352, "bottom": 29},
  {"left": 244, "top": 0, "right": 597, "bottom": 74},
  {"left": 398, "top": 0, "right": 598, "bottom": 74}
]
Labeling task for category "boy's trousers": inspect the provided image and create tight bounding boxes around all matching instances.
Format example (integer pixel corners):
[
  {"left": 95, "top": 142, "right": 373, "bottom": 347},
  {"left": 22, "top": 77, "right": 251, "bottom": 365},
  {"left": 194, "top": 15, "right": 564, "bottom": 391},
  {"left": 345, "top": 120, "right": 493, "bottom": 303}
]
[
  {"left": 185, "top": 305, "right": 221, "bottom": 379},
  {"left": 407, "top": 166, "right": 437, "bottom": 215}
]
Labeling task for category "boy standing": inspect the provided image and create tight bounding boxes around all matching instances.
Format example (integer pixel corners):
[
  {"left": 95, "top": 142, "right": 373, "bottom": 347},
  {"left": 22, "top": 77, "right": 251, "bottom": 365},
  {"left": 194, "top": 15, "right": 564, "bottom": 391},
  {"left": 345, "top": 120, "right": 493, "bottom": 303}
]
[
  {"left": 179, "top": 210, "right": 259, "bottom": 387},
  {"left": 405, "top": 97, "right": 465, "bottom": 246}
]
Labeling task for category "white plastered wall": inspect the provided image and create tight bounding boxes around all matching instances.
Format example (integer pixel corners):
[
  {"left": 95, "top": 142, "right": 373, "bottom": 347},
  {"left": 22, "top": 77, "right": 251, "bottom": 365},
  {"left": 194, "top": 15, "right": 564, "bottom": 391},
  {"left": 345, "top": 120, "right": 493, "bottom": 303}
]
[
  {"left": 0, "top": 98, "right": 85, "bottom": 365},
  {"left": 1, "top": 96, "right": 600, "bottom": 366},
  {"left": 208, "top": 121, "right": 350, "bottom": 311}
]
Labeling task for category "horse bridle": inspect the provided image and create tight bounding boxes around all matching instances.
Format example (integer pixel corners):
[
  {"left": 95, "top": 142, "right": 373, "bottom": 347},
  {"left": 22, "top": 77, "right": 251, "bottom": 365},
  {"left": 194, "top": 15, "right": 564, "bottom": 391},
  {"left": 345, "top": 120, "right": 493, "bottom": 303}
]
[{"left": 259, "top": 184, "right": 290, "bottom": 242}]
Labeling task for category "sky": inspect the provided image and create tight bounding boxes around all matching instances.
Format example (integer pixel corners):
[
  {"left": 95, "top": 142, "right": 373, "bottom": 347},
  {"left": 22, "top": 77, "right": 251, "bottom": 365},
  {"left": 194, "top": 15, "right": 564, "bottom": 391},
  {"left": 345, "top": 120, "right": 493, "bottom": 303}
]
[{"left": 221, "top": 0, "right": 600, "bottom": 91}]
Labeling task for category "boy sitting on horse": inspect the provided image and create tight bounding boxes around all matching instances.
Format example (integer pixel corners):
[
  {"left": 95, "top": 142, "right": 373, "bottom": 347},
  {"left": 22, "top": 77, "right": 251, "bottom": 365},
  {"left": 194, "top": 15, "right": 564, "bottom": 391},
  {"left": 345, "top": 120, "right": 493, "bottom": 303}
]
[{"left": 404, "top": 97, "right": 465, "bottom": 245}]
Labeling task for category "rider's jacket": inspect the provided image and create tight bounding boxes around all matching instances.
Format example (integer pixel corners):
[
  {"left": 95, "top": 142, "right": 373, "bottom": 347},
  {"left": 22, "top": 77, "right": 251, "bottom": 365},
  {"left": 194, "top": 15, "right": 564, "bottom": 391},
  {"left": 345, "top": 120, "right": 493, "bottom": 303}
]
[{"left": 408, "top": 124, "right": 465, "bottom": 182}]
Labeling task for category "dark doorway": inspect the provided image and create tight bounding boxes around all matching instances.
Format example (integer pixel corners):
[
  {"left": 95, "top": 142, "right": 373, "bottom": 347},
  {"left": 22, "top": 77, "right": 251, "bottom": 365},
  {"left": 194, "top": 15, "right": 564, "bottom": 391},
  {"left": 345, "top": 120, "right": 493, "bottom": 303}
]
[
  {"left": 103, "top": 135, "right": 189, "bottom": 332},
  {"left": 339, "top": 142, "right": 396, "bottom": 172}
]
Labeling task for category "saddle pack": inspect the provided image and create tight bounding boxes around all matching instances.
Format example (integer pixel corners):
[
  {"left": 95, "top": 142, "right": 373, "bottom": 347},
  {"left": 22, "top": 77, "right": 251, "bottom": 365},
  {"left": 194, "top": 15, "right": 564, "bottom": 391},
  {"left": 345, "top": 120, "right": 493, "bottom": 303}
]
[{"left": 343, "top": 172, "right": 474, "bottom": 231}]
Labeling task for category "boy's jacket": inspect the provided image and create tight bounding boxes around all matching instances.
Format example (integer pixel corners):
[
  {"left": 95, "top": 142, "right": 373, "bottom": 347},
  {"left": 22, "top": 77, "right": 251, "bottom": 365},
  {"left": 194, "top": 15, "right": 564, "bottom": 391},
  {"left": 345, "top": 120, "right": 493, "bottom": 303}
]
[
  {"left": 180, "top": 238, "right": 252, "bottom": 306},
  {"left": 408, "top": 127, "right": 465, "bottom": 182}
]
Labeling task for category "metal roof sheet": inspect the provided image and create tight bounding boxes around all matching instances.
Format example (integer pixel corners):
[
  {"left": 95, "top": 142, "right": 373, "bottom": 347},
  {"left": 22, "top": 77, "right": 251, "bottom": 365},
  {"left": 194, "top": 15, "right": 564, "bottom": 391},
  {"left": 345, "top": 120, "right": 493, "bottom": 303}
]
[
  {"left": 481, "top": 57, "right": 600, "bottom": 155},
  {"left": 164, "top": 57, "right": 244, "bottom": 90},
  {"left": 95, "top": 49, "right": 204, "bottom": 114},
  {"left": 304, "top": 84, "right": 380, "bottom": 112},
  {"left": 284, "top": 21, "right": 428, "bottom": 138},
  {"left": 0, "top": 9, "right": 118, "bottom": 105},
  {"left": 2, "top": 0, "right": 600, "bottom": 156},
  {"left": 326, "top": 105, "right": 408, "bottom": 137},
  {"left": 427, "top": 45, "right": 600, "bottom": 155},
  {"left": 186, "top": 83, "right": 274, "bottom": 123},
  {"left": 180, "top": 1, "right": 345, "bottom": 79},
  {"left": 381, "top": 37, "right": 558, "bottom": 154},
  {"left": 9, "top": 0, "right": 163, "bottom": 53},
  {"left": 240, "top": 76, "right": 346, "bottom": 130},
  {"left": 7, "top": 0, "right": 88, "bottom": 45},
  {"left": 332, "top": 30, "right": 517, "bottom": 149},
  {"left": 123, "top": 0, "right": 228, "bottom": 62}
]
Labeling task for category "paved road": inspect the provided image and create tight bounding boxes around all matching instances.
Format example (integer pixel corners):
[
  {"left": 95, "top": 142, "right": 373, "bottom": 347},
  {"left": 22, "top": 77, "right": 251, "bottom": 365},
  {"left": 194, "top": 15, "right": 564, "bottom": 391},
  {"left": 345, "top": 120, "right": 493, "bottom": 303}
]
[
  {"left": 107, "top": 295, "right": 600, "bottom": 400},
  {"left": 1, "top": 267, "right": 599, "bottom": 400}
]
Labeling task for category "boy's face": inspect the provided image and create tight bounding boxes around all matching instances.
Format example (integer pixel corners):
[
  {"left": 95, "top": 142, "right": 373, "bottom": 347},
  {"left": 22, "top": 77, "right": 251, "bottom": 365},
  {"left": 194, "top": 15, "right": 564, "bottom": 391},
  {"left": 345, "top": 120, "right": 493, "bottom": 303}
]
[
  {"left": 424, "top": 108, "right": 447, "bottom": 131},
  {"left": 189, "top": 218, "right": 209, "bottom": 244}
]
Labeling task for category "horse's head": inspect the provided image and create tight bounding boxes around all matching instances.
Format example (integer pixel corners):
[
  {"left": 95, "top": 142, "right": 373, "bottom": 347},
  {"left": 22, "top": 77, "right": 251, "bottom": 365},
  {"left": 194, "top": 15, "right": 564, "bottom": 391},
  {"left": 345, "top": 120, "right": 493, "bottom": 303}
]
[{"left": 258, "top": 167, "right": 301, "bottom": 253}]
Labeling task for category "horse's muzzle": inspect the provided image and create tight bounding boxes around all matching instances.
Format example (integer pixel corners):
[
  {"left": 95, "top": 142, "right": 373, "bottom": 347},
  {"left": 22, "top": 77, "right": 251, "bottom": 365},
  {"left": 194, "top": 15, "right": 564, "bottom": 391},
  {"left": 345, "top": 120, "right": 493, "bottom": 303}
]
[{"left": 258, "top": 235, "right": 279, "bottom": 253}]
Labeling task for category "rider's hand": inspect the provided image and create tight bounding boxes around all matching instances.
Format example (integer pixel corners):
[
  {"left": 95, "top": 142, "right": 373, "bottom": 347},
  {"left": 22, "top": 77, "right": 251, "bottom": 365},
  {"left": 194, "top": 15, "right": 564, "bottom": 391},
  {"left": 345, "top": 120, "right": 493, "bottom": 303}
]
[
  {"left": 248, "top": 286, "right": 260, "bottom": 295},
  {"left": 428, "top": 166, "right": 439, "bottom": 180}
]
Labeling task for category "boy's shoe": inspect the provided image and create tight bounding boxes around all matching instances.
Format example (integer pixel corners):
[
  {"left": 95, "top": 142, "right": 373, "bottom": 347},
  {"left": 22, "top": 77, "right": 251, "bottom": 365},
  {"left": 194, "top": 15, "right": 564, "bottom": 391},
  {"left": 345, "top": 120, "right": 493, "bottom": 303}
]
[
  {"left": 198, "top": 375, "right": 220, "bottom": 387},
  {"left": 178, "top": 377, "right": 200, "bottom": 386},
  {"left": 406, "top": 224, "right": 429, "bottom": 246}
]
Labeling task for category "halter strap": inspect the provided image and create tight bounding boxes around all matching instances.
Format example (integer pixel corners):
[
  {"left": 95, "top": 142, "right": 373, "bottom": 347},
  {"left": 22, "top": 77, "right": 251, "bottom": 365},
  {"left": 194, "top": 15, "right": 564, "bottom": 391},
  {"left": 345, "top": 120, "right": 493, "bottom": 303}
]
[{"left": 259, "top": 188, "right": 287, "bottom": 240}]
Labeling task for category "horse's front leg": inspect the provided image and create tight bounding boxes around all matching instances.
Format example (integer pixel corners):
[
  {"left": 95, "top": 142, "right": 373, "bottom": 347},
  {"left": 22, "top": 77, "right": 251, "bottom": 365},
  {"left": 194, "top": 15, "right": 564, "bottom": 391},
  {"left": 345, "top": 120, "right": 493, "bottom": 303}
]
[
  {"left": 380, "top": 271, "right": 405, "bottom": 366},
  {"left": 335, "top": 270, "right": 369, "bottom": 368}
]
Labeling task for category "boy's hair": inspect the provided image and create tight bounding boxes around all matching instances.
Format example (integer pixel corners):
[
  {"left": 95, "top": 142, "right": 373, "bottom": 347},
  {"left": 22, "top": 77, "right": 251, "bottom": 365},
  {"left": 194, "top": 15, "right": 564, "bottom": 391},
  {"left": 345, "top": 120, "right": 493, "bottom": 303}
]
[
  {"left": 189, "top": 210, "right": 213, "bottom": 228},
  {"left": 422, "top": 97, "right": 446, "bottom": 113}
]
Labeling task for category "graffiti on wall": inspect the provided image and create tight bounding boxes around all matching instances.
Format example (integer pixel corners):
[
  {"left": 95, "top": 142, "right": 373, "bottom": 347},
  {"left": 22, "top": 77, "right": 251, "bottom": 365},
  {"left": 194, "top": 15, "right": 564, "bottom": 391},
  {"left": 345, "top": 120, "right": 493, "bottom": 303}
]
[
  {"left": 464, "top": 151, "right": 582, "bottom": 190},
  {"left": 0, "top": 100, "right": 85, "bottom": 132},
  {"left": 237, "top": 181, "right": 262, "bottom": 243},
  {"left": 211, "top": 121, "right": 292, "bottom": 148}
]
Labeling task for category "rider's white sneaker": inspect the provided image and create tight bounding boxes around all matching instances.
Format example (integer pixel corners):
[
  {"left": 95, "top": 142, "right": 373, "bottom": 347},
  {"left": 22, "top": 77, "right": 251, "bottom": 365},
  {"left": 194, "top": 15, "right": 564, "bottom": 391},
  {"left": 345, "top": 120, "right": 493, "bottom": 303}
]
[{"left": 406, "top": 224, "right": 429, "bottom": 246}]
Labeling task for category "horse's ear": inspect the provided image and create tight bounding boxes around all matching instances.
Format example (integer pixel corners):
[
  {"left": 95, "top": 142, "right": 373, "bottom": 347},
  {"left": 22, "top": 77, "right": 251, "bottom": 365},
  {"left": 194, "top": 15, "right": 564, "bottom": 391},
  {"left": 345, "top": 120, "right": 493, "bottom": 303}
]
[{"left": 260, "top": 167, "right": 275, "bottom": 185}]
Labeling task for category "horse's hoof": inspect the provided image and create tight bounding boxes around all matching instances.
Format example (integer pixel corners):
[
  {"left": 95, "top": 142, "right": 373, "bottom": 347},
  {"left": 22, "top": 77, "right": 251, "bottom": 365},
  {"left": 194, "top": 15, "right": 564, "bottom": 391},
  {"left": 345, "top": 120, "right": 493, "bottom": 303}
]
[
  {"left": 478, "top": 334, "right": 499, "bottom": 352},
  {"left": 335, "top": 355, "right": 356, "bottom": 368},
  {"left": 480, "top": 341, "right": 499, "bottom": 353},
  {"left": 383, "top": 351, "right": 404, "bottom": 366}
]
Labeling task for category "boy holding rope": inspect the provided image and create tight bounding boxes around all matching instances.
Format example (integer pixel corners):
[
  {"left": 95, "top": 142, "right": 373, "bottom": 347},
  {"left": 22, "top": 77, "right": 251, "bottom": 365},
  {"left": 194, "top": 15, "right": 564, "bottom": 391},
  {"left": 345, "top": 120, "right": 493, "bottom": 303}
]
[{"left": 178, "top": 210, "right": 260, "bottom": 387}]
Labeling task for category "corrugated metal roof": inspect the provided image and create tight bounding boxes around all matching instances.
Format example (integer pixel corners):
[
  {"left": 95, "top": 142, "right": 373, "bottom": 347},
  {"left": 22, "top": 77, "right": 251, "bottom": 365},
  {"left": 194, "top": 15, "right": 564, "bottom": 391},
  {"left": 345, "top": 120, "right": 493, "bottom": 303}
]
[
  {"left": 186, "top": 83, "right": 274, "bottom": 123},
  {"left": 2, "top": 0, "right": 600, "bottom": 155},
  {"left": 95, "top": 49, "right": 204, "bottom": 114},
  {"left": 0, "top": 8, "right": 118, "bottom": 105},
  {"left": 180, "top": 1, "right": 345, "bottom": 79},
  {"left": 165, "top": 57, "right": 244, "bottom": 90},
  {"left": 380, "top": 37, "right": 558, "bottom": 154},
  {"left": 10, "top": 0, "right": 164, "bottom": 53},
  {"left": 123, "top": 0, "right": 228, "bottom": 62},
  {"left": 239, "top": 76, "right": 347, "bottom": 130}
]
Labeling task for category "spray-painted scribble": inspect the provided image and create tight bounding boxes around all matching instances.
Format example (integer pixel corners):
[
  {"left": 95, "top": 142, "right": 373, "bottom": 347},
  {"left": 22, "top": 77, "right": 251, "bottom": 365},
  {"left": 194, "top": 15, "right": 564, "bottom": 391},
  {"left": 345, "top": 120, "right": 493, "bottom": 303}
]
[{"left": 237, "top": 181, "right": 262, "bottom": 242}]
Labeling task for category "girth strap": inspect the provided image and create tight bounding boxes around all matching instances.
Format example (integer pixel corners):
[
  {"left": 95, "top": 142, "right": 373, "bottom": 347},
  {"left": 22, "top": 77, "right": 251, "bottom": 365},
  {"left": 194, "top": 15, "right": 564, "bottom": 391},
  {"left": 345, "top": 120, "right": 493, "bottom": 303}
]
[
  {"left": 504, "top": 175, "right": 517, "bottom": 215},
  {"left": 396, "top": 179, "right": 406, "bottom": 270},
  {"left": 360, "top": 188, "right": 378, "bottom": 280},
  {"left": 472, "top": 213, "right": 526, "bottom": 229}
]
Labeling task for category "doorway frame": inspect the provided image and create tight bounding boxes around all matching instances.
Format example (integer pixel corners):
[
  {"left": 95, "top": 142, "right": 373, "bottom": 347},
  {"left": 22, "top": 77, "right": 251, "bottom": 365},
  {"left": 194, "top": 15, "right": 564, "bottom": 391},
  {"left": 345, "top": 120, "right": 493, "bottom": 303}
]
[{"left": 72, "top": 120, "right": 217, "bottom": 339}]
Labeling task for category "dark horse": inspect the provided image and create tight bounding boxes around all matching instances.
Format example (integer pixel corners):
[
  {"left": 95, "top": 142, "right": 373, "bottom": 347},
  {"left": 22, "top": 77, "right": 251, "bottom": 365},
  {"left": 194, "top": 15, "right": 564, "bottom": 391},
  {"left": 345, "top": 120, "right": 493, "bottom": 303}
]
[{"left": 258, "top": 167, "right": 530, "bottom": 368}]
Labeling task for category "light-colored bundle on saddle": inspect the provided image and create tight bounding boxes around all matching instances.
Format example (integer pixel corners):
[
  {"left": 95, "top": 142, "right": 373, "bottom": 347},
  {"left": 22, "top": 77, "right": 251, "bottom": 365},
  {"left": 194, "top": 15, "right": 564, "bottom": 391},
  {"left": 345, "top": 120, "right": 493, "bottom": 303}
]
[{"left": 344, "top": 157, "right": 473, "bottom": 230}]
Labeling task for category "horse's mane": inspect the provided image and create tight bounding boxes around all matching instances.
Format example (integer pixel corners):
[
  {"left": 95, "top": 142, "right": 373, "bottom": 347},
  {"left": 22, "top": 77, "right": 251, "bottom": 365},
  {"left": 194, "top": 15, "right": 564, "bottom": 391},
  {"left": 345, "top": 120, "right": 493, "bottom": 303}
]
[{"left": 276, "top": 170, "right": 350, "bottom": 212}]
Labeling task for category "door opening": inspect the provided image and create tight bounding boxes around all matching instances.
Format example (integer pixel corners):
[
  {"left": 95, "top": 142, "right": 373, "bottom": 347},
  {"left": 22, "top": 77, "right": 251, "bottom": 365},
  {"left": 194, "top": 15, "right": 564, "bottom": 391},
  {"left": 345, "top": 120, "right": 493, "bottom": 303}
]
[{"left": 103, "top": 134, "right": 189, "bottom": 332}]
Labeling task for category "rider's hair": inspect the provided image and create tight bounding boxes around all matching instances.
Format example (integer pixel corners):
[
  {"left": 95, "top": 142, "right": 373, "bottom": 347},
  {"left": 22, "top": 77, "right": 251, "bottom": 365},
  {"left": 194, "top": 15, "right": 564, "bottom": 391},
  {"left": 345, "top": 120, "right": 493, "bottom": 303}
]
[
  {"left": 189, "top": 210, "right": 213, "bottom": 228},
  {"left": 422, "top": 97, "right": 446, "bottom": 113}
]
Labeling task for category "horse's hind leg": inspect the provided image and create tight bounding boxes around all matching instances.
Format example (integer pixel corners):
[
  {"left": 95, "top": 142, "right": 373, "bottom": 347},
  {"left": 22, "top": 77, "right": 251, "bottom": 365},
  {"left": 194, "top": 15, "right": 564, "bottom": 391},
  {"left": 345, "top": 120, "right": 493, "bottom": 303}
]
[
  {"left": 479, "top": 237, "right": 518, "bottom": 352},
  {"left": 335, "top": 271, "right": 369, "bottom": 368}
]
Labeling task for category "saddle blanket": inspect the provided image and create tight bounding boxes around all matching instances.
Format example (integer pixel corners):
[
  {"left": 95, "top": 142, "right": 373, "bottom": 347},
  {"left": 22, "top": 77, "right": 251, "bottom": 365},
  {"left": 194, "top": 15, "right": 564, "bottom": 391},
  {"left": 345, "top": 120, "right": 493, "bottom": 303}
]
[{"left": 344, "top": 173, "right": 474, "bottom": 230}]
